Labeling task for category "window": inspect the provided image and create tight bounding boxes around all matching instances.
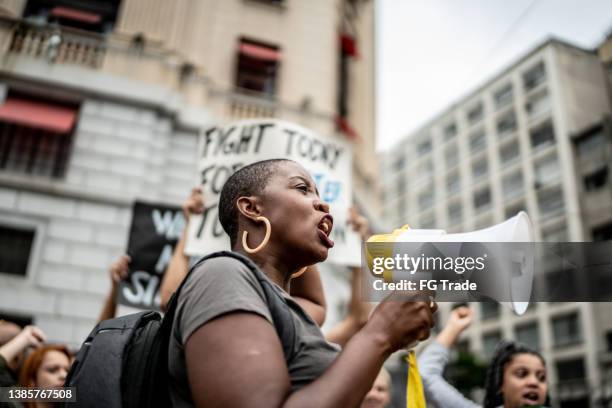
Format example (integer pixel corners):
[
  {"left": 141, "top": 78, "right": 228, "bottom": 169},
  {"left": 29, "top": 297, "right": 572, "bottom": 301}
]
[
  {"left": 542, "top": 223, "right": 568, "bottom": 242},
  {"left": 444, "top": 123, "right": 457, "bottom": 142},
  {"left": 416, "top": 159, "right": 434, "bottom": 181},
  {"left": 482, "top": 331, "right": 502, "bottom": 359},
  {"left": 523, "top": 62, "right": 546, "bottom": 91},
  {"left": 392, "top": 157, "right": 405, "bottom": 172},
  {"left": 417, "top": 139, "right": 432, "bottom": 155},
  {"left": 494, "top": 84, "right": 513, "bottom": 110},
  {"left": 23, "top": 0, "right": 121, "bottom": 34},
  {"left": 515, "top": 322, "right": 540, "bottom": 350},
  {"left": 576, "top": 128, "right": 607, "bottom": 158},
  {"left": 420, "top": 214, "right": 436, "bottom": 229},
  {"left": 481, "top": 301, "right": 500, "bottom": 320},
  {"left": 471, "top": 158, "right": 488, "bottom": 181},
  {"left": 397, "top": 174, "right": 406, "bottom": 195},
  {"left": 473, "top": 187, "right": 491, "bottom": 210},
  {"left": 606, "top": 330, "right": 612, "bottom": 352},
  {"left": 397, "top": 199, "right": 406, "bottom": 219},
  {"left": 593, "top": 222, "right": 612, "bottom": 242},
  {"left": 418, "top": 190, "right": 434, "bottom": 211},
  {"left": 0, "top": 312, "right": 32, "bottom": 327},
  {"left": 584, "top": 166, "right": 608, "bottom": 191},
  {"left": 467, "top": 103, "right": 484, "bottom": 125},
  {"left": 448, "top": 202, "right": 462, "bottom": 226},
  {"left": 0, "top": 95, "right": 78, "bottom": 179},
  {"left": 445, "top": 146, "right": 459, "bottom": 169},
  {"left": 0, "top": 225, "right": 34, "bottom": 276},
  {"left": 469, "top": 130, "right": 486, "bottom": 154},
  {"left": 502, "top": 171, "right": 523, "bottom": 199},
  {"left": 537, "top": 187, "right": 564, "bottom": 217},
  {"left": 534, "top": 155, "right": 560, "bottom": 186},
  {"left": 552, "top": 312, "right": 582, "bottom": 347},
  {"left": 496, "top": 111, "right": 517, "bottom": 137},
  {"left": 555, "top": 358, "right": 585, "bottom": 382},
  {"left": 530, "top": 122, "right": 555, "bottom": 150},
  {"left": 505, "top": 201, "right": 526, "bottom": 218},
  {"left": 446, "top": 173, "right": 460, "bottom": 195},
  {"left": 499, "top": 142, "right": 520, "bottom": 166},
  {"left": 526, "top": 91, "right": 550, "bottom": 118},
  {"left": 236, "top": 38, "right": 281, "bottom": 96}
]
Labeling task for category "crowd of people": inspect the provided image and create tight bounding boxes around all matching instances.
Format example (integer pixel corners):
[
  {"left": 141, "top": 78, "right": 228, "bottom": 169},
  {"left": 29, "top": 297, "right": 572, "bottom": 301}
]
[{"left": 0, "top": 158, "right": 551, "bottom": 407}]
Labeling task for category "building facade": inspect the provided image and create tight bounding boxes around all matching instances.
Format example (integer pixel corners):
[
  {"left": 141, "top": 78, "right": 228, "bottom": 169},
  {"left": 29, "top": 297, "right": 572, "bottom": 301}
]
[
  {"left": 0, "top": 0, "right": 378, "bottom": 347},
  {"left": 380, "top": 38, "right": 612, "bottom": 407}
]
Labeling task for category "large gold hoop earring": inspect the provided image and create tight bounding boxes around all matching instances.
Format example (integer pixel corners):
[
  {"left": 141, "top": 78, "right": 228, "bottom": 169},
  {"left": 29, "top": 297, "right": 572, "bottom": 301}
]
[
  {"left": 291, "top": 266, "right": 308, "bottom": 279},
  {"left": 242, "top": 216, "right": 271, "bottom": 254}
]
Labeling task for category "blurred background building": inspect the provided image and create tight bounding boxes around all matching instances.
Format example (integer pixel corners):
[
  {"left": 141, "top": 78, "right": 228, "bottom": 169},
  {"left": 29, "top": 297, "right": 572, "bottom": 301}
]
[
  {"left": 379, "top": 36, "right": 612, "bottom": 407},
  {"left": 0, "top": 0, "right": 378, "bottom": 347}
]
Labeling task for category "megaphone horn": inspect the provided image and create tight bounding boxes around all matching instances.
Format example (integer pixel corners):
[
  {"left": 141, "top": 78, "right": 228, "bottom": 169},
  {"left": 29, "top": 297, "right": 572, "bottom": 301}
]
[{"left": 365, "top": 212, "right": 535, "bottom": 315}]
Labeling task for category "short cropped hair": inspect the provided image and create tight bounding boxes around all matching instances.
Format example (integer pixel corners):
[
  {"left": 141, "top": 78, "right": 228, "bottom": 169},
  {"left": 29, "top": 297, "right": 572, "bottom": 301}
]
[{"left": 219, "top": 159, "right": 292, "bottom": 247}]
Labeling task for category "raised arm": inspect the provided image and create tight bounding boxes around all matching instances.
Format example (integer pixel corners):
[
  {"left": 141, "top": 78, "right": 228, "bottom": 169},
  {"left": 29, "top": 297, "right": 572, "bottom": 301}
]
[
  {"left": 0, "top": 326, "right": 46, "bottom": 365},
  {"left": 160, "top": 187, "right": 204, "bottom": 311},
  {"left": 186, "top": 294, "right": 435, "bottom": 408},
  {"left": 418, "top": 306, "right": 478, "bottom": 408},
  {"left": 97, "top": 254, "right": 130, "bottom": 323},
  {"left": 289, "top": 265, "right": 326, "bottom": 326},
  {"left": 325, "top": 207, "right": 373, "bottom": 346}
]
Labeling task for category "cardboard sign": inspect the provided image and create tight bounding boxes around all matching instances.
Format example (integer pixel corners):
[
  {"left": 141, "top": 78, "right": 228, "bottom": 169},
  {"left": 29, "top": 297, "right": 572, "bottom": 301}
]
[
  {"left": 117, "top": 201, "right": 184, "bottom": 309},
  {"left": 185, "top": 119, "right": 360, "bottom": 266}
]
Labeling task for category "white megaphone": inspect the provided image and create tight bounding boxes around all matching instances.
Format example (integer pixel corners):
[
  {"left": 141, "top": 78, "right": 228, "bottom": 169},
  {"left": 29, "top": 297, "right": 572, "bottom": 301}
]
[{"left": 366, "top": 212, "right": 534, "bottom": 315}]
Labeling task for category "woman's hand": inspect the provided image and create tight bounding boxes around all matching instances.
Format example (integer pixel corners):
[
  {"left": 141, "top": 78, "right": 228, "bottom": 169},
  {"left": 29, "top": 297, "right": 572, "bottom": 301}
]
[
  {"left": 109, "top": 254, "right": 131, "bottom": 288},
  {"left": 436, "top": 306, "right": 473, "bottom": 348},
  {"left": 13, "top": 325, "right": 46, "bottom": 349},
  {"left": 182, "top": 186, "right": 205, "bottom": 222},
  {"left": 160, "top": 186, "right": 205, "bottom": 311},
  {"left": 447, "top": 306, "right": 473, "bottom": 332},
  {"left": 0, "top": 325, "right": 46, "bottom": 364},
  {"left": 365, "top": 293, "right": 436, "bottom": 352},
  {"left": 347, "top": 207, "right": 371, "bottom": 241}
]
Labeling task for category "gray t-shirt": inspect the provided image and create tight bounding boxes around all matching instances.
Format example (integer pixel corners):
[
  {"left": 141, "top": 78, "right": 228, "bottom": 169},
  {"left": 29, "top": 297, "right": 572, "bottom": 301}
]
[{"left": 168, "top": 256, "right": 340, "bottom": 407}]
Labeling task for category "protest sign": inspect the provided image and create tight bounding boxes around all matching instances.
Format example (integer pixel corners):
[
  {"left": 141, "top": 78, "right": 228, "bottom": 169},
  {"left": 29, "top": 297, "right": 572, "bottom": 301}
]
[
  {"left": 185, "top": 119, "right": 360, "bottom": 266},
  {"left": 117, "top": 201, "right": 184, "bottom": 309}
]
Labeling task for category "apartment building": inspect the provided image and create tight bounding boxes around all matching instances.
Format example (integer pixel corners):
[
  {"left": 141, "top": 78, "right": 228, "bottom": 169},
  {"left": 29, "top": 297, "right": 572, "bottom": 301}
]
[
  {"left": 0, "top": 0, "right": 377, "bottom": 346},
  {"left": 380, "top": 38, "right": 612, "bottom": 407}
]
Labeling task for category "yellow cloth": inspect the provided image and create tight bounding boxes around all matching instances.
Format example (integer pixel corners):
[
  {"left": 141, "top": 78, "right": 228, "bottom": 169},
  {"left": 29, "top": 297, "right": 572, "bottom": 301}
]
[{"left": 406, "top": 351, "right": 425, "bottom": 408}]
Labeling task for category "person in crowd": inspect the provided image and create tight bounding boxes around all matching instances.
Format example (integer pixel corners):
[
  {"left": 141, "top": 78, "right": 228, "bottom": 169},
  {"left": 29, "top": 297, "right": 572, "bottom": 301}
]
[
  {"left": 97, "top": 254, "right": 131, "bottom": 323},
  {"left": 159, "top": 186, "right": 327, "bottom": 325},
  {"left": 325, "top": 207, "right": 374, "bottom": 346},
  {"left": 168, "top": 158, "right": 436, "bottom": 407},
  {"left": 418, "top": 306, "right": 549, "bottom": 408},
  {"left": 360, "top": 367, "right": 392, "bottom": 408},
  {"left": 18, "top": 345, "right": 71, "bottom": 408},
  {"left": 0, "top": 320, "right": 21, "bottom": 346},
  {"left": 0, "top": 325, "right": 47, "bottom": 387}
]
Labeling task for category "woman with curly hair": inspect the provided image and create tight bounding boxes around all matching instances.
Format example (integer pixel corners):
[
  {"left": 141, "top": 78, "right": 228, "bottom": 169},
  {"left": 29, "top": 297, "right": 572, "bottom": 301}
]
[{"left": 419, "top": 306, "right": 549, "bottom": 408}]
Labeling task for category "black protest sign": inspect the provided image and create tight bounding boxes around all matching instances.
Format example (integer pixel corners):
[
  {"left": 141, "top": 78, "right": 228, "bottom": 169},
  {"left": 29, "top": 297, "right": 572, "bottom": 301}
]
[{"left": 117, "top": 201, "right": 184, "bottom": 310}]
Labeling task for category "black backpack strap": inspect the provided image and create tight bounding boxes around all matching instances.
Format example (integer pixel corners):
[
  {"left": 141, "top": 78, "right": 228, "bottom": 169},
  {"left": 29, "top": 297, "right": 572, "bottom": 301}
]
[{"left": 164, "top": 251, "right": 297, "bottom": 362}]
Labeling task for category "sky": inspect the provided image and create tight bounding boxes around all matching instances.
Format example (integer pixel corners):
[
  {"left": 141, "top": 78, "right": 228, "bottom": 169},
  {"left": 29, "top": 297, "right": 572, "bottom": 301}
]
[{"left": 376, "top": 0, "right": 612, "bottom": 151}]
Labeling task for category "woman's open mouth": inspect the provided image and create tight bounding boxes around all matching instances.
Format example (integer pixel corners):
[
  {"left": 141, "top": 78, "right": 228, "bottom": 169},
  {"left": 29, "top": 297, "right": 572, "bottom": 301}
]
[
  {"left": 317, "top": 215, "right": 335, "bottom": 248},
  {"left": 521, "top": 391, "right": 541, "bottom": 405}
]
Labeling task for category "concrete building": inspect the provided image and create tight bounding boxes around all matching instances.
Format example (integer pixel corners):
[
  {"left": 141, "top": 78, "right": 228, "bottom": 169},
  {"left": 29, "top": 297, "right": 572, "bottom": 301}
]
[
  {"left": 379, "top": 38, "right": 612, "bottom": 407},
  {"left": 0, "top": 0, "right": 377, "bottom": 347}
]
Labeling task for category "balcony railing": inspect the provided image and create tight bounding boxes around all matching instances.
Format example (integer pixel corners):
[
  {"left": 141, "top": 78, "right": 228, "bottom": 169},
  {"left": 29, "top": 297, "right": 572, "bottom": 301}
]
[
  {"left": 227, "top": 89, "right": 277, "bottom": 119},
  {"left": 7, "top": 21, "right": 105, "bottom": 68}
]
